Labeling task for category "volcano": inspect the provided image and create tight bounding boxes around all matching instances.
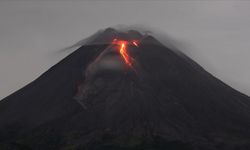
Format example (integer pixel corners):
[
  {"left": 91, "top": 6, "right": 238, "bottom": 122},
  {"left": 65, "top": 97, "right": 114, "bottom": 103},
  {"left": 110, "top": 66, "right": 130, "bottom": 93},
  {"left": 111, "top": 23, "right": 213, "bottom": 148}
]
[{"left": 1, "top": 28, "right": 250, "bottom": 150}]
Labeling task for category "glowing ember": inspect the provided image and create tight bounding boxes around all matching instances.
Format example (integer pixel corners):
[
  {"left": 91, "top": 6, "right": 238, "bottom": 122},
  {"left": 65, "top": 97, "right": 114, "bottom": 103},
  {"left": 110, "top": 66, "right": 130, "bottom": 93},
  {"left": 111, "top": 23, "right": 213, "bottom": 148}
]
[
  {"left": 112, "top": 38, "right": 117, "bottom": 44},
  {"left": 132, "top": 40, "right": 139, "bottom": 47}
]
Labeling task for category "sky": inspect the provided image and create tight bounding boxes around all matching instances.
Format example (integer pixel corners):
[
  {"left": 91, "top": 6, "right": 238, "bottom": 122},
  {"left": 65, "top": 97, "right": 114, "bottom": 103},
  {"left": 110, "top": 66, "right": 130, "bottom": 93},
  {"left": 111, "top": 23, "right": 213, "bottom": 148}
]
[{"left": 0, "top": 0, "right": 250, "bottom": 99}]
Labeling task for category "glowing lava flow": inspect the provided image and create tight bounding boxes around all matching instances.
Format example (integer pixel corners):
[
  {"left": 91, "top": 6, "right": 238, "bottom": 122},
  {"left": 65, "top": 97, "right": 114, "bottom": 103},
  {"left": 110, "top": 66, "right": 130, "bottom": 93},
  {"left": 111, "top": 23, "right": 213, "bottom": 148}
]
[
  {"left": 119, "top": 41, "right": 133, "bottom": 67},
  {"left": 112, "top": 39, "right": 139, "bottom": 70}
]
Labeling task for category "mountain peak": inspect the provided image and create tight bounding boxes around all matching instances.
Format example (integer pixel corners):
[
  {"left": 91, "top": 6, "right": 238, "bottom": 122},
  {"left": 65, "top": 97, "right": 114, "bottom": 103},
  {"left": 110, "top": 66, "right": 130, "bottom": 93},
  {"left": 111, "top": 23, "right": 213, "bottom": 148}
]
[{"left": 88, "top": 27, "right": 145, "bottom": 44}]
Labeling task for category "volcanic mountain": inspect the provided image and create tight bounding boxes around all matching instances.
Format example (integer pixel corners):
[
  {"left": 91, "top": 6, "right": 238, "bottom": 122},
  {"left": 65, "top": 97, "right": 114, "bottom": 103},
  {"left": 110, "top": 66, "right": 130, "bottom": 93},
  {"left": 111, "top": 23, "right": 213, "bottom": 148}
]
[{"left": 1, "top": 28, "right": 250, "bottom": 150}]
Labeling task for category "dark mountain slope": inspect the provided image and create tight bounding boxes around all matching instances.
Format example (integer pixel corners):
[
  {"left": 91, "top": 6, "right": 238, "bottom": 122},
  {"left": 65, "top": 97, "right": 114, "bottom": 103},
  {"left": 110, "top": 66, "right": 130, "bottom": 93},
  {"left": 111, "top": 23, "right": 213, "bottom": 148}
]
[{"left": 0, "top": 44, "right": 107, "bottom": 131}]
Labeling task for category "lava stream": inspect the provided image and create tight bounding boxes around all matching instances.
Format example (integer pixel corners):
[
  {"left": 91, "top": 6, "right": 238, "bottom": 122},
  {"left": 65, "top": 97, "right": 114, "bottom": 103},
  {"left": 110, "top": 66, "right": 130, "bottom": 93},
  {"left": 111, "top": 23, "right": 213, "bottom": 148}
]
[
  {"left": 119, "top": 41, "right": 133, "bottom": 67},
  {"left": 112, "top": 39, "right": 139, "bottom": 70}
]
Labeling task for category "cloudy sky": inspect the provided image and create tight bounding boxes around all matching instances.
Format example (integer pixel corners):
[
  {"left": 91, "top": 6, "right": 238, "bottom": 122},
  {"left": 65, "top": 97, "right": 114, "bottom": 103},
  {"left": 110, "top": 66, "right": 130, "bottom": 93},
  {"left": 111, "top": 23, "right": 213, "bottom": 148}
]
[{"left": 0, "top": 0, "right": 250, "bottom": 99}]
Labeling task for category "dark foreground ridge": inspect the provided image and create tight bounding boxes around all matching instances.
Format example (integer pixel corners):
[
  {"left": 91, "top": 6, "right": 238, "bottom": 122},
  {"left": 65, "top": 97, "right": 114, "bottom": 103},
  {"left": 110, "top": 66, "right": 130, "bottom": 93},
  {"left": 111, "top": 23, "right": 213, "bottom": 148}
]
[{"left": 0, "top": 28, "right": 250, "bottom": 150}]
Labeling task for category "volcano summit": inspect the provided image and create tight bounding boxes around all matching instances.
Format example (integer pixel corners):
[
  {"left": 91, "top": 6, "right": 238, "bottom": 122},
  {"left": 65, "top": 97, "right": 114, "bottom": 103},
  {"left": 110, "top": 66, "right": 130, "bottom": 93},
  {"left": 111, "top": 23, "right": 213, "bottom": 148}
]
[{"left": 0, "top": 28, "right": 250, "bottom": 150}]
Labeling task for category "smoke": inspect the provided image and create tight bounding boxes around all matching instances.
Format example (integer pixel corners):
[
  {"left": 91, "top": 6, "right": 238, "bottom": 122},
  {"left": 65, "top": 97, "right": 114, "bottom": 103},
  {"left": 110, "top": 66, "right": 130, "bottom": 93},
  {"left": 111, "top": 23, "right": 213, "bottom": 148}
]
[
  {"left": 56, "top": 24, "right": 192, "bottom": 57},
  {"left": 57, "top": 29, "right": 104, "bottom": 53}
]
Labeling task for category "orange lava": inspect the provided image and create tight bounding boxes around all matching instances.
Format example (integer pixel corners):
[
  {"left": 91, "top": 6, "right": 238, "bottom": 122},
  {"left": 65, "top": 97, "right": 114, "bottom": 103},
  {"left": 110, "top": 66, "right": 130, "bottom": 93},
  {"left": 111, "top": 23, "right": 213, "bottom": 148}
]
[
  {"left": 119, "top": 41, "right": 133, "bottom": 67},
  {"left": 112, "top": 39, "right": 140, "bottom": 71}
]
